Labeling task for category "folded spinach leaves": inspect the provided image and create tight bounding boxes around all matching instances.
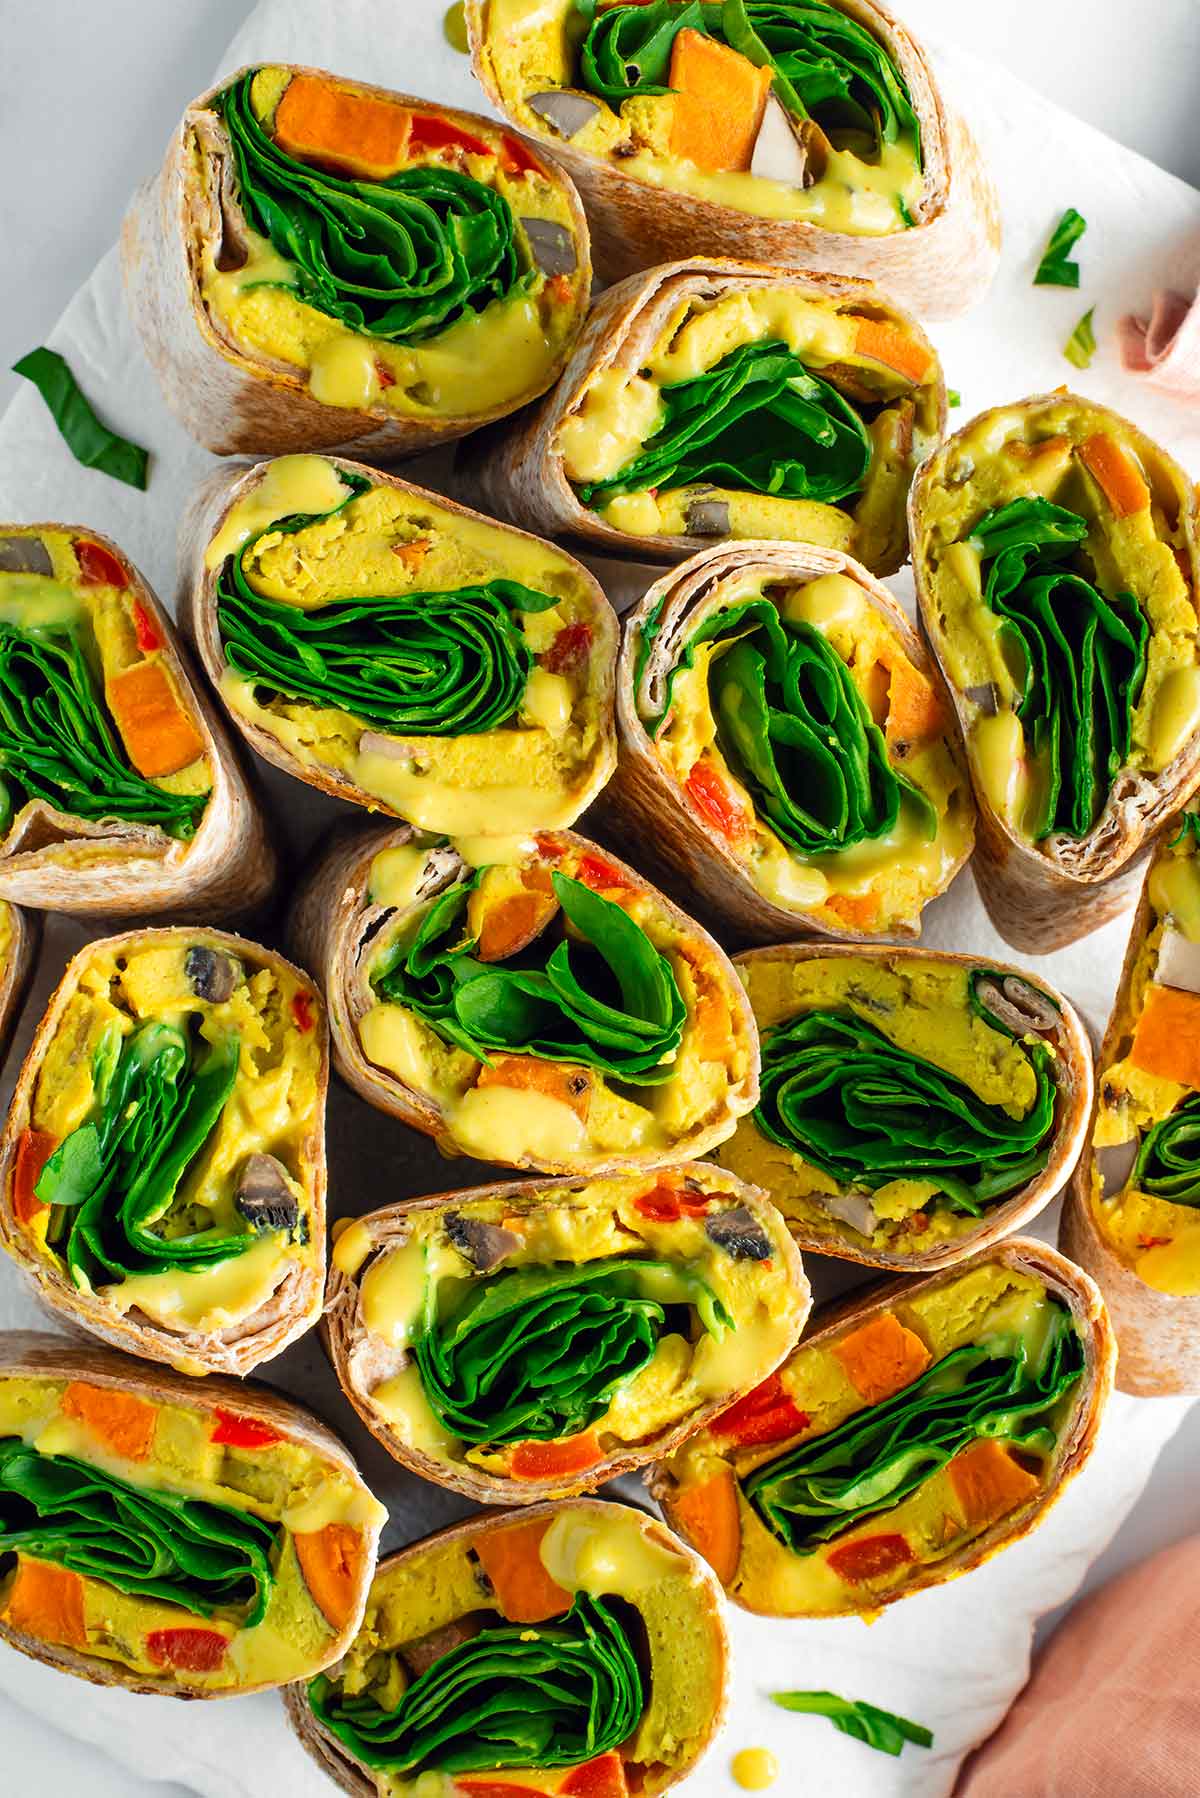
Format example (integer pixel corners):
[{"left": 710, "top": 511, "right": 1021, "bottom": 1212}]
[
  {"left": 0, "top": 1439, "right": 277, "bottom": 1623},
  {"left": 217, "top": 72, "right": 528, "bottom": 343},
  {"left": 576, "top": 341, "right": 871, "bottom": 509},
  {"left": 309, "top": 1592, "right": 642, "bottom": 1774},
  {"left": 971, "top": 496, "right": 1148, "bottom": 840},
  {"left": 36, "top": 1020, "right": 264, "bottom": 1290},
  {"left": 372, "top": 871, "right": 686, "bottom": 1082},
  {"left": 415, "top": 1257, "right": 729, "bottom": 1445},
  {"left": 745, "top": 1304, "right": 1083, "bottom": 1552},
  {"left": 1134, "top": 1096, "right": 1200, "bottom": 1207}
]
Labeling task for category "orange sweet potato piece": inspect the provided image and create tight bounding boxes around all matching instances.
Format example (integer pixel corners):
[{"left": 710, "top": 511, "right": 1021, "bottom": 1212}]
[
  {"left": 948, "top": 1438, "right": 1041, "bottom": 1530},
  {"left": 824, "top": 892, "right": 882, "bottom": 932},
  {"left": 274, "top": 74, "right": 412, "bottom": 179},
  {"left": 670, "top": 1468, "right": 741, "bottom": 1586},
  {"left": 61, "top": 1381, "right": 156, "bottom": 1461},
  {"left": 295, "top": 1523, "right": 366, "bottom": 1630},
  {"left": 12, "top": 1129, "right": 58, "bottom": 1225},
  {"left": 883, "top": 655, "right": 947, "bottom": 748},
  {"left": 1077, "top": 432, "right": 1151, "bottom": 518},
  {"left": 833, "top": 1311, "right": 932, "bottom": 1405},
  {"left": 477, "top": 890, "right": 560, "bottom": 963},
  {"left": 668, "top": 30, "right": 773, "bottom": 172},
  {"left": 106, "top": 660, "right": 205, "bottom": 778},
  {"left": 475, "top": 1055, "right": 593, "bottom": 1123},
  {"left": 471, "top": 1516, "right": 571, "bottom": 1622},
  {"left": 851, "top": 317, "right": 933, "bottom": 385},
  {"left": 1130, "top": 984, "right": 1200, "bottom": 1089},
  {"left": 2, "top": 1559, "right": 87, "bottom": 1648}
]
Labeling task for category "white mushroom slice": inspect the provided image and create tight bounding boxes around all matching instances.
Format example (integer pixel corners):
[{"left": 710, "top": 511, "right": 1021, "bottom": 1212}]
[
  {"left": 1155, "top": 926, "right": 1200, "bottom": 994},
  {"left": 522, "top": 218, "right": 576, "bottom": 278},
  {"left": 528, "top": 91, "right": 602, "bottom": 140},
  {"left": 964, "top": 682, "right": 1000, "bottom": 715},
  {"left": 0, "top": 536, "right": 52, "bottom": 575},
  {"left": 685, "top": 497, "right": 732, "bottom": 537},
  {"left": 1095, "top": 1138, "right": 1139, "bottom": 1198},
  {"left": 750, "top": 95, "right": 828, "bottom": 188},
  {"left": 976, "top": 974, "right": 1059, "bottom": 1036},
  {"left": 818, "top": 1189, "right": 879, "bottom": 1238},
  {"left": 358, "top": 730, "right": 412, "bottom": 763}
]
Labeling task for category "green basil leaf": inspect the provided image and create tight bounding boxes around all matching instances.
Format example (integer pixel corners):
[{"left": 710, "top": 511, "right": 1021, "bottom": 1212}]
[
  {"left": 12, "top": 349, "right": 149, "bottom": 490},
  {"left": 0, "top": 625, "right": 210, "bottom": 840},
  {"left": 754, "top": 998, "right": 1057, "bottom": 1212},
  {"left": 309, "top": 1591, "right": 643, "bottom": 1774},
  {"left": 970, "top": 496, "right": 1147, "bottom": 838},
  {"left": 372, "top": 871, "right": 687, "bottom": 1084},
  {"left": 216, "top": 73, "right": 530, "bottom": 344},
  {"left": 771, "top": 1690, "right": 934, "bottom": 1757},
  {"left": 576, "top": 341, "right": 872, "bottom": 509},
  {"left": 745, "top": 1306, "right": 1083, "bottom": 1552},
  {"left": 415, "top": 1257, "right": 727, "bottom": 1444},
  {"left": 1034, "top": 207, "right": 1087, "bottom": 288},
  {"left": 1064, "top": 306, "right": 1097, "bottom": 369},
  {"left": 0, "top": 1438, "right": 277, "bottom": 1624}
]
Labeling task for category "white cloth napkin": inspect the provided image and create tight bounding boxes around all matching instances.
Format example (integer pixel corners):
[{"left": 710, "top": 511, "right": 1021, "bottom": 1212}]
[{"left": 2, "top": 4, "right": 1200, "bottom": 1794}]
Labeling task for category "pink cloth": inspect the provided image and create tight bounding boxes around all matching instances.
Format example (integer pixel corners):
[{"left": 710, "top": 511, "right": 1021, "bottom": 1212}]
[
  {"left": 956, "top": 1535, "right": 1200, "bottom": 1796},
  {"left": 1118, "top": 290, "right": 1200, "bottom": 402}
]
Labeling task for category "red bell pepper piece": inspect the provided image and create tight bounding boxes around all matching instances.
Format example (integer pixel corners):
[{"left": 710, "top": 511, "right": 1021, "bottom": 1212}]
[
  {"left": 510, "top": 1430, "right": 603, "bottom": 1481},
  {"left": 561, "top": 1752, "right": 629, "bottom": 1798},
  {"left": 375, "top": 361, "right": 397, "bottom": 389},
  {"left": 634, "top": 1181, "right": 710, "bottom": 1224},
  {"left": 12, "top": 1130, "right": 59, "bottom": 1224},
  {"left": 540, "top": 621, "right": 593, "bottom": 676},
  {"left": 210, "top": 1408, "right": 283, "bottom": 1450},
  {"left": 501, "top": 133, "right": 544, "bottom": 176},
  {"left": 291, "top": 991, "right": 315, "bottom": 1033},
  {"left": 145, "top": 1627, "right": 229, "bottom": 1672},
  {"left": 74, "top": 540, "right": 127, "bottom": 588},
  {"left": 455, "top": 1785, "right": 544, "bottom": 1798},
  {"left": 408, "top": 114, "right": 492, "bottom": 158},
  {"left": 130, "top": 599, "right": 162, "bottom": 654},
  {"left": 573, "top": 852, "right": 626, "bottom": 893},
  {"left": 714, "top": 1373, "right": 809, "bottom": 1448},
  {"left": 685, "top": 760, "right": 748, "bottom": 842},
  {"left": 827, "top": 1532, "right": 914, "bottom": 1585}
]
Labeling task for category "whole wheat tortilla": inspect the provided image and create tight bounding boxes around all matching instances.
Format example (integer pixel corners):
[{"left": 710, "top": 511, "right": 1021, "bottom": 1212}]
[
  {"left": 323, "top": 1165, "right": 810, "bottom": 1504},
  {"left": 0, "top": 524, "right": 274, "bottom": 920},
  {"left": 287, "top": 820, "right": 759, "bottom": 1173},
  {"left": 1061, "top": 852, "right": 1200, "bottom": 1395},
  {"left": 0, "top": 1328, "right": 381, "bottom": 1697},
  {"left": 909, "top": 392, "right": 1200, "bottom": 953},
  {"left": 0, "top": 928, "right": 328, "bottom": 1377},
  {"left": 726, "top": 942, "right": 1094, "bottom": 1270},
  {"left": 0, "top": 904, "right": 39, "bottom": 1054},
  {"left": 121, "top": 64, "right": 591, "bottom": 459},
  {"left": 457, "top": 256, "right": 945, "bottom": 571},
  {"left": 178, "top": 456, "right": 618, "bottom": 825},
  {"left": 283, "top": 1496, "right": 729, "bottom": 1798},
  {"left": 651, "top": 1236, "right": 1116, "bottom": 1617},
  {"left": 466, "top": 0, "right": 1000, "bottom": 318},
  {"left": 590, "top": 539, "right": 972, "bottom": 942}
]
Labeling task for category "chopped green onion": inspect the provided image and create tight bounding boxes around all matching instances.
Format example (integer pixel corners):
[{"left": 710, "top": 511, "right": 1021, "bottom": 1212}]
[
  {"left": 1064, "top": 307, "right": 1097, "bottom": 370},
  {"left": 12, "top": 349, "right": 148, "bottom": 490},
  {"left": 1035, "top": 207, "right": 1087, "bottom": 287},
  {"left": 947, "top": 389, "right": 962, "bottom": 408},
  {"left": 771, "top": 1691, "right": 934, "bottom": 1758}
]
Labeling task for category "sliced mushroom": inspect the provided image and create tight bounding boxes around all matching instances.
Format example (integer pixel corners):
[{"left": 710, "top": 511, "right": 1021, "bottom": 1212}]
[
  {"left": 1155, "top": 926, "right": 1200, "bottom": 995},
  {"left": 445, "top": 1211, "right": 521, "bottom": 1273},
  {"left": 749, "top": 94, "right": 829, "bottom": 189},
  {"left": 0, "top": 535, "right": 53, "bottom": 575},
  {"left": 527, "top": 90, "right": 602, "bottom": 141},
  {"left": 213, "top": 159, "right": 250, "bottom": 273},
  {"left": 975, "top": 974, "right": 1059, "bottom": 1036},
  {"left": 816, "top": 1189, "right": 879, "bottom": 1238},
  {"left": 184, "top": 945, "right": 242, "bottom": 1004},
  {"left": 402, "top": 1615, "right": 483, "bottom": 1677},
  {"left": 522, "top": 218, "right": 576, "bottom": 278},
  {"left": 1095, "top": 1138, "right": 1139, "bottom": 1198},
  {"left": 685, "top": 497, "right": 732, "bottom": 537},
  {"left": 234, "top": 1154, "right": 299, "bottom": 1233},
  {"left": 705, "top": 1206, "right": 772, "bottom": 1261},
  {"left": 359, "top": 730, "right": 412, "bottom": 763},
  {"left": 965, "top": 683, "right": 1000, "bottom": 716}
]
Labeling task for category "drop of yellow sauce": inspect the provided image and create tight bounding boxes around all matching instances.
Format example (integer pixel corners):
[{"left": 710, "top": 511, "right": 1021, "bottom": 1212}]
[
  {"left": 732, "top": 1747, "right": 779, "bottom": 1791},
  {"left": 443, "top": 1, "right": 469, "bottom": 52}
]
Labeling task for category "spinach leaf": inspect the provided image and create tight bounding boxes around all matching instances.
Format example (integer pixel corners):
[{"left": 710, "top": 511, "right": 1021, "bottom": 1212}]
[
  {"left": 1133, "top": 1094, "right": 1200, "bottom": 1206},
  {"left": 309, "top": 1592, "right": 642, "bottom": 1774},
  {"left": 771, "top": 1690, "right": 933, "bottom": 1757},
  {"left": 0, "top": 1438, "right": 277, "bottom": 1624},
  {"left": 12, "top": 349, "right": 149, "bottom": 490},
  {"left": 971, "top": 496, "right": 1147, "bottom": 839},
  {"left": 1034, "top": 207, "right": 1087, "bottom": 288},
  {"left": 1064, "top": 306, "right": 1097, "bottom": 369}
]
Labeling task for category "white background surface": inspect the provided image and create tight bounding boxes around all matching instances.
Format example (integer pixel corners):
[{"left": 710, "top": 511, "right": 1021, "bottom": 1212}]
[{"left": 2, "top": 2, "right": 1200, "bottom": 1793}]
